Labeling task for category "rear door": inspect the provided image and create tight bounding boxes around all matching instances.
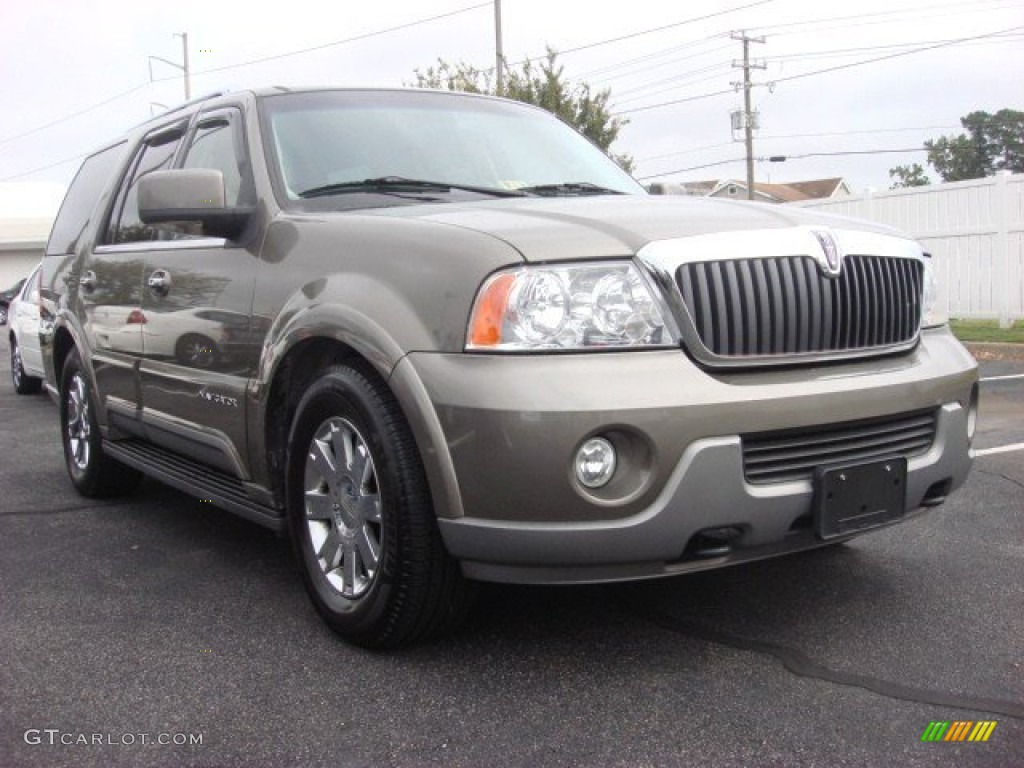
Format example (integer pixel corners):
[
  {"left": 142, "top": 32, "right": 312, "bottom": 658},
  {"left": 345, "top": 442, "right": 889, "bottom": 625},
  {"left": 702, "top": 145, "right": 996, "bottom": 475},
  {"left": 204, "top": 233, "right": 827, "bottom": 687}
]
[{"left": 135, "top": 107, "right": 261, "bottom": 477}]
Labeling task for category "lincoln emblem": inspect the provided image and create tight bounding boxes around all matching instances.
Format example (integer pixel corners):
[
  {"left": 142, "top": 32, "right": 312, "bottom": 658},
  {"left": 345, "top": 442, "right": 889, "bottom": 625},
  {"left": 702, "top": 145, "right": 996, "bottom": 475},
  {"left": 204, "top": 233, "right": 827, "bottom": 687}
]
[{"left": 811, "top": 229, "right": 842, "bottom": 276}]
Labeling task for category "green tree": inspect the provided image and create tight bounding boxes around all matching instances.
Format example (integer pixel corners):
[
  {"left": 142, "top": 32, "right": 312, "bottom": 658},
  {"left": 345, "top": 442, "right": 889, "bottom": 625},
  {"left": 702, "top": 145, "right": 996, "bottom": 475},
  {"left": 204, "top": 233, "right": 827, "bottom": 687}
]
[
  {"left": 923, "top": 109, "right": 1024, "bottom": 182},
  {"left": 413, "top": 48, "right": 634, "bottom": 172},
  {"left": 888, "top": 163, "right": 931, "bottom": 189}
]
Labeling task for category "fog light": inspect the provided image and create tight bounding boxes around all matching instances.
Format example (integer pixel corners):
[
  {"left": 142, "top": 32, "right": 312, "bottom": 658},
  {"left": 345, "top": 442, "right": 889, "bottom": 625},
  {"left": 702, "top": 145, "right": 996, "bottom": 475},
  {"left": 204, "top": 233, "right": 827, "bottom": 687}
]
[{"left": 575, "top": 437, "right": 617, "bottom": 489}]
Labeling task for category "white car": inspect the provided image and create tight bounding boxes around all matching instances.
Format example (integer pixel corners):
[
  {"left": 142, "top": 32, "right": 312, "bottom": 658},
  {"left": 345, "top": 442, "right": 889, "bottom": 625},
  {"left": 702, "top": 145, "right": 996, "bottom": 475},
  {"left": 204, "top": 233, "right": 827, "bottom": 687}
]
[
  {"left": 86, "top": 305, "right": 247, "bottom": 369},
  {"left": 8, "top": 264, "right": 45, "bottom": 394}
]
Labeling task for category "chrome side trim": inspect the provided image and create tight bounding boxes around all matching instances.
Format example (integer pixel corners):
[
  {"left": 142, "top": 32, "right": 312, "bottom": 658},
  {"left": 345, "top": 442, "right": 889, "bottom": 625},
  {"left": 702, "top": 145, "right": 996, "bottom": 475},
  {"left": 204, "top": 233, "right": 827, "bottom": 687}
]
[{"left": 93, "top": 237, "right": 228, "bottom": 254}]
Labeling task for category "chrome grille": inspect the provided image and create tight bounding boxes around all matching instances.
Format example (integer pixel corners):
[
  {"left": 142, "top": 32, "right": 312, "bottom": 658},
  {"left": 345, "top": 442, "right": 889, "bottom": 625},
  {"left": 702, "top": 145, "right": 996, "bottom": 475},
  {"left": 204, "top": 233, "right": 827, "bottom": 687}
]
[
  {"left": 676, "top": 255, "right": 923, "bottom": 359},
  {"left": 742, "top": 410, "right": 937, "bottom": 484}
]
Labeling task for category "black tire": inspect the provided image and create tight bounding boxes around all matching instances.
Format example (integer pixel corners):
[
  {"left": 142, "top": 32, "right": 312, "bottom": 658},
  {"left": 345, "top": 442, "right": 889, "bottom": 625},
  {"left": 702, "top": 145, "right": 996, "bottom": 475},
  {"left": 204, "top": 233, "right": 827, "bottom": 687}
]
[
  {"left": 286, "top": 361, "right": 474, "bottom": 649},
  {"left": 11, "top": 338, "right": 42, "bottom": 395},
  {"left": 175, "top": 334, "right": 219, "bottom": 368},
  {"left": 60, "top": 349, "right": 142, "bottom": 497}
]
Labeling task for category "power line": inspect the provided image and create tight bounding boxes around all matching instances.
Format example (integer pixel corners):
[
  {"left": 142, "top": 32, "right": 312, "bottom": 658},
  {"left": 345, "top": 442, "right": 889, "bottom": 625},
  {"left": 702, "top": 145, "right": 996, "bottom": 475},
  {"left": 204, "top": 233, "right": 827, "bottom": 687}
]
[
  {"left": 614, "top": 23, "right": 1024, "bottom": 116},
  {"left": 637, "top": 146, "right": 931, "bottom": 180},
  {"left": 612, "top": 62, "right": 733, "bottom": 102},
  {"left": 578, "top": 37, "right": 730, "bottom": 81},
  {"left": 635, "top": 126, "right": 961, "bottom": 164},
  {"left": 0, "top": 152, "right": 88, "bottom": 182},
  {"left": 751, "top": 0, "right": 1022, "bottom": 35},
  {"left": 589, "top": 42, "right": 734, "bottom": 86},
  {"left": 186, "top": 1, "right": 491, "bottom": 78},
  {"left": 607, "top": 32, "right": 1018, "bottom": 111},
  {"left": 637, "top": 141, "right": 745, "bottom": 164},
  {"left": 585, "top": 1, "right": 1016, "bottom": 91},
  {"left": 505, "top": 0, "right": 776, "bottom": 69},
  {"left": 769, "top": 147, "right": 928, "bottom": 160},
  {"left": 0, "top": 82, "right": 151, "bottom": 147},
  {"left": 636, "top": 158, "right": 746, "bottom": 179},
  {"left": 0, "top": 1, "right": 490, "bottom": 148},
  {"left": 763, "top": 33, "right": 1024, "bottom": 64},
  {"left": 615, "top": 86, "right": 736, "bottom": 116},
  {"left": 769, "top": 24, "right": 1024, "bottom": 87}
]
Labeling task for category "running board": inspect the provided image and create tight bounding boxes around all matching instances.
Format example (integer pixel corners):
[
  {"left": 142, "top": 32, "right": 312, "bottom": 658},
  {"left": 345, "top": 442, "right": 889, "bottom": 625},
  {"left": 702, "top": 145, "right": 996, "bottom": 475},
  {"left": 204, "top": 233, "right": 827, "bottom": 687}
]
[{"left": 103, "top": 438, "right": 286, "bottom": 532}]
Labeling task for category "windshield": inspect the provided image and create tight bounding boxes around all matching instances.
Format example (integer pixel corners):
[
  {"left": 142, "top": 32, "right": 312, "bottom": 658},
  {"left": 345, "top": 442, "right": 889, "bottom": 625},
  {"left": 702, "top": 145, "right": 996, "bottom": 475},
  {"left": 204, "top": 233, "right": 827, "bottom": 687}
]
[{"left": 259, "top": 90, "right": 644, "bottom": 210}]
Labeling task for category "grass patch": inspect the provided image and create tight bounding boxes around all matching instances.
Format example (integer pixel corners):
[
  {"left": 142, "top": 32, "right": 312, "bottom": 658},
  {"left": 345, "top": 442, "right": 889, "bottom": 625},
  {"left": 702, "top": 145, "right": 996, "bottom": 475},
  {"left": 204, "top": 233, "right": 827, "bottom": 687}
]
[{"left": 950, "top": 318, "right": 1024, "bottom": 344}]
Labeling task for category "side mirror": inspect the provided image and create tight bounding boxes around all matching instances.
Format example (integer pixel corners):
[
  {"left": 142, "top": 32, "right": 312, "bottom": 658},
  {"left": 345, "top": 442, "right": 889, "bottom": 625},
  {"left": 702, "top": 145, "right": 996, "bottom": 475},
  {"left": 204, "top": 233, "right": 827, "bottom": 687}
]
[{"left": 139, "top": 169, "right": 253, "bottom": 240}]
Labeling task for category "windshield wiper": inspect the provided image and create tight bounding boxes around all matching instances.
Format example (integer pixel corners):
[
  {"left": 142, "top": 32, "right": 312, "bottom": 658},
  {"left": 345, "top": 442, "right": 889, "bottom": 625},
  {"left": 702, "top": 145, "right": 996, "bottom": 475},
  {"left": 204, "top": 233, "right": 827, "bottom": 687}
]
[
  {"left": 517, "top": 182, "right": 626, "bottom": 197},
  {"left": 298, "top": 176, "right": 526, "bottom": 199}
]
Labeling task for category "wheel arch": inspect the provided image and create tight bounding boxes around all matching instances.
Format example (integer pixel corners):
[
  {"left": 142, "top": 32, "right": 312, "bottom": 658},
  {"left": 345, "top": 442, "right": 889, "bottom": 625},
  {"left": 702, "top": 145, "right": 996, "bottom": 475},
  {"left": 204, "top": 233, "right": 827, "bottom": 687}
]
[
  {"left": 52, "top": 323, "right": 78, "bottom": 395},
  {"left": 258, "top": 329, "right": 463, "bottom": 524}
]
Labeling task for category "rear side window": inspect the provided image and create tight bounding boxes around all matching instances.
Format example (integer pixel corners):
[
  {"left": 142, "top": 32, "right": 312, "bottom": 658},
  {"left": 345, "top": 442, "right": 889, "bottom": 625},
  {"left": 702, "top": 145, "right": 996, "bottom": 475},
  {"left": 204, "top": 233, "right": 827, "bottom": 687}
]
[{"left": 45, "top": 142, "right": 128, "bottom": 256}]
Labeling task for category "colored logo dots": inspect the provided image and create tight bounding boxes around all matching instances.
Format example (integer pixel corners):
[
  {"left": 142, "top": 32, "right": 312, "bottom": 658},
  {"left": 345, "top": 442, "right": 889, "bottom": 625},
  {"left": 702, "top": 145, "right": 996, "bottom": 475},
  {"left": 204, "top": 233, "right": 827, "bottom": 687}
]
[{"left": 921, "top": 721, "right": 997, "bottom": 742}]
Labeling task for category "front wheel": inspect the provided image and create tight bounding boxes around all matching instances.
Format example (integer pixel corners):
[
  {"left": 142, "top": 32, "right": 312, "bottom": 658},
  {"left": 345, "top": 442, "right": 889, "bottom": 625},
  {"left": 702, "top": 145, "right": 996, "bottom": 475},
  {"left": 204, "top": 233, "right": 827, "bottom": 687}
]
[
  {"left": 11, "top": 339, "right": 42, "bottom": 395},
  {"left": 286, "top": 361, "right": 474, "bottom": 648},
  {"left": 60, "top": 349, "right": 141, "bottom": 497}
]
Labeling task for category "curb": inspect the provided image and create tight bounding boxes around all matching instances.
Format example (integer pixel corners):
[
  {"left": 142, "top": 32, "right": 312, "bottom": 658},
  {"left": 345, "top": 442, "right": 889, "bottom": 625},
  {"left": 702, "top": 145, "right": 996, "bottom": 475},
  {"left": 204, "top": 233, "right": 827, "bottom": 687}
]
[{"left": 963, "top": 342, "right": 1024, "bottom": 362}]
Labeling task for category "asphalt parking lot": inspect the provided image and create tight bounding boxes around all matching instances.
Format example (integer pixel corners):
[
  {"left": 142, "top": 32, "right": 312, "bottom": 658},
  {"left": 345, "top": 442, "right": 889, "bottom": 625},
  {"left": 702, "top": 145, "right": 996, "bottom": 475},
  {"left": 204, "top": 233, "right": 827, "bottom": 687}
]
[{"left": 1, "top": 333, "right": 1021, "bottom": 768}]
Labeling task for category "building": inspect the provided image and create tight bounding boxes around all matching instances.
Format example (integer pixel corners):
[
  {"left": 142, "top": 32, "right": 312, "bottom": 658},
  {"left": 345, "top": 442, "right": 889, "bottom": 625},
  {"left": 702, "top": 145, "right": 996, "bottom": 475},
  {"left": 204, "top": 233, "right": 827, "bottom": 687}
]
[
  {"left": 0, "top": 183, "right": 63, "bottom": 288},
  {"left": 650, "top": 177, "right": 851, "bottom": 204}
]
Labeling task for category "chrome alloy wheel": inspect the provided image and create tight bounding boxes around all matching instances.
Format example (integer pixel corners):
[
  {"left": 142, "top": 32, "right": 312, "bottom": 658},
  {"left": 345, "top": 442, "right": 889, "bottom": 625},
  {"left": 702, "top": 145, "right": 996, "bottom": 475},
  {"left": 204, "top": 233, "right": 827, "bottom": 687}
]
[
  {"left": 303, "top": 417, "right": 383, "bottom": 599},
  {"left": 11, "top": 344, "right": 23, "bottom": 387},
  {"left": 65, "top": 372, "right": 92, "bottom": 472}
]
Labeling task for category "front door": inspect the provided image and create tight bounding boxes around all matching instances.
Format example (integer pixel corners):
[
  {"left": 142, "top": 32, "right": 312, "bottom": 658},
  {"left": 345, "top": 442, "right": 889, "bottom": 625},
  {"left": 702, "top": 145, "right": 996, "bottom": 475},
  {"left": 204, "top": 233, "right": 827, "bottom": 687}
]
[{"left": 134, "top": 108, "right": 261, "bottom": 477}]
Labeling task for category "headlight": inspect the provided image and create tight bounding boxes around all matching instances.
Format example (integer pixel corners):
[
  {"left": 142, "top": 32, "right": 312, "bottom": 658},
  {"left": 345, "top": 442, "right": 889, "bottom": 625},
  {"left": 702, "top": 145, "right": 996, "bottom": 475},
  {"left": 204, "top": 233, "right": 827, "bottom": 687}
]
[
  {"left": 921, "top": 254, "right": 947, "bottom": 328},
  {"left": 466, "top": 262, "right": 674, "bottom": 351}
]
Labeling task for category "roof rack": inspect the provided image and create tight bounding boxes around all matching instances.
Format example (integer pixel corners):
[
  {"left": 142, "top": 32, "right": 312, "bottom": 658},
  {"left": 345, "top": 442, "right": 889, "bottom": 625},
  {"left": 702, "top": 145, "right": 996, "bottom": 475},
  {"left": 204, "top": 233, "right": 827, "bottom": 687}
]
[{"left": 148, "top": 91, "right": 228, "bottom": 120}]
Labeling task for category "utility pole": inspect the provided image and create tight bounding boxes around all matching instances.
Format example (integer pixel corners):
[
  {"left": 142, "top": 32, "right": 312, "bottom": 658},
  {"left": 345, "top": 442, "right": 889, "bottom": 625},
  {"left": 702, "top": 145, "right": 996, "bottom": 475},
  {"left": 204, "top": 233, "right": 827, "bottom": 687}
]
[
  {"left": 148, "top": 32, "right": 191, "bottom": 103},
  {"left": 731, "top": 31, "right": 765, "bottom": 201},
  {"left": 177, "top": 32, "right": 190, "bottom": 100},
  {"left": 494, "top": 0, "right": 504, "bottom": 95}
]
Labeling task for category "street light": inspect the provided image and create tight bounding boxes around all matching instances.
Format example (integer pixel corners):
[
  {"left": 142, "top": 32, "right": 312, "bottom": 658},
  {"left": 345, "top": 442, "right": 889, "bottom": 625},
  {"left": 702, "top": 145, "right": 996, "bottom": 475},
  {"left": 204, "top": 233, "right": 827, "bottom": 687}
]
[{"left": 148, "top": 32, "right": 190, "bottom": 102}]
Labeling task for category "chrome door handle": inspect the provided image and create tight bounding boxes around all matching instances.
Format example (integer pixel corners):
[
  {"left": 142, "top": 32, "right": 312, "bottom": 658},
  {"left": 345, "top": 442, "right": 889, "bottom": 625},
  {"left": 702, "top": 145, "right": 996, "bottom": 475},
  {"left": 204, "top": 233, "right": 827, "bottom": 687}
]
[
  {"left": 147, "top": 269, "right": 172, "bottom": 297},
  {"left": 79, "top": 270, "right": 97, "bottom": 293}
]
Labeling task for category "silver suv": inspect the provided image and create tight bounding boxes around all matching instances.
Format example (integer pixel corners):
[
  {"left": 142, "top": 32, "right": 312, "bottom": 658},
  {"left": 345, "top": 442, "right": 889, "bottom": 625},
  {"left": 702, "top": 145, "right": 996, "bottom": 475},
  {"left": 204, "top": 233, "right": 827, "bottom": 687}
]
[{"left": 39, "top": 88, "right": 978, "bottom": 647}]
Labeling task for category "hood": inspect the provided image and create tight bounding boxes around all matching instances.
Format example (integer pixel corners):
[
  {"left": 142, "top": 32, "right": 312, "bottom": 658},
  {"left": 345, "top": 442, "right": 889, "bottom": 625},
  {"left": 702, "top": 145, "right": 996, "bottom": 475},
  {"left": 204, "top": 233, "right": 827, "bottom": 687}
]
[{"left": 361, "top": 194, "right": 908, "bottom": 262}]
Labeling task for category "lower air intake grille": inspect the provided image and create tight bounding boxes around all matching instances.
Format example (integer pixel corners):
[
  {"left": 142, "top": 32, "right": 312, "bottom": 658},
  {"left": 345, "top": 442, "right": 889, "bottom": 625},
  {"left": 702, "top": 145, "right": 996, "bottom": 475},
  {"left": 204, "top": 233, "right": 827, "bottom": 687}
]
[{"left": 742, "top": 410, "right": 937, "bottom": 484}]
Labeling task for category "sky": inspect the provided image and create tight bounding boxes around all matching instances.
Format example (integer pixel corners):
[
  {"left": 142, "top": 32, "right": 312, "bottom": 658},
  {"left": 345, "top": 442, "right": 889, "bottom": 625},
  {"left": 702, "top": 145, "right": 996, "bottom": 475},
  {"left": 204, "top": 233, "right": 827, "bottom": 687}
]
[{"left": 0, "top": 0, "right": 1021, "bottom": 214}]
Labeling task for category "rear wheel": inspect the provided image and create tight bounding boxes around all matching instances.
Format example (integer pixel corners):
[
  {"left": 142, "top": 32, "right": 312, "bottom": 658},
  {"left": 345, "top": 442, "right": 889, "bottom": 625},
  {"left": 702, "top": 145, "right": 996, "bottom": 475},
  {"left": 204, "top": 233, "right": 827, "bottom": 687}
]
[
  {"left": 286, "top": 361, "right": 474, "bottom": 648},
  {"left": 60, "top": 350, "right": 141, "bottom": 497},
  {"left": 11, "top": 338, "right": 42, "bottom": 395},
  {"left": 175, "top": 334, "right": 219, "bottom": 368}
]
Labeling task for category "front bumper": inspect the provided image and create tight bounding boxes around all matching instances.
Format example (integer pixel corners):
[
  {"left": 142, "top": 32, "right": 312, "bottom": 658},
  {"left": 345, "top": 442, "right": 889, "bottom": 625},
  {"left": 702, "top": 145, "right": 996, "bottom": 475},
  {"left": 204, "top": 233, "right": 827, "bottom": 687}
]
[{"left": 393, "top": 327, "right": 976, "bottom": 584}]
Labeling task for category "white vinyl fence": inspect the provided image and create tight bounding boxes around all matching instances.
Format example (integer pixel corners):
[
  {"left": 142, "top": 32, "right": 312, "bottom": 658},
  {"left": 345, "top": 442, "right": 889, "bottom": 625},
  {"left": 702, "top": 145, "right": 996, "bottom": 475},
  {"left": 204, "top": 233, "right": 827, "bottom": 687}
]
[{"left": 791, "top": 173, "right": 1024, "bottom": 325}]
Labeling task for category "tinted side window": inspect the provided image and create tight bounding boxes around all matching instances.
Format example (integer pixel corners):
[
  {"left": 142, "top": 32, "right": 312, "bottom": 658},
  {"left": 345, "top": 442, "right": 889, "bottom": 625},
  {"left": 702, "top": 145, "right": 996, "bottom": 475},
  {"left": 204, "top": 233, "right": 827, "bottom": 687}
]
[
  {"left": 45, "top": 142, "right": 128, "bottom": 256},
  {"left": 182, "top": 110, "right": 253, "bottom": 207},
  {"left": 107, "top": 128, "right": 185, "bottom": 244}
]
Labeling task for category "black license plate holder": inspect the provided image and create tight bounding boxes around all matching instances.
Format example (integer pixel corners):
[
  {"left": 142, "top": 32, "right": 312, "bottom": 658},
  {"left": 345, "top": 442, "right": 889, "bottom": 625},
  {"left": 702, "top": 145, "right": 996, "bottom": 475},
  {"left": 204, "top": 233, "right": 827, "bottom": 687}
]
[{"left": 813, "top": 457, "right": 907, "bottom": 540}]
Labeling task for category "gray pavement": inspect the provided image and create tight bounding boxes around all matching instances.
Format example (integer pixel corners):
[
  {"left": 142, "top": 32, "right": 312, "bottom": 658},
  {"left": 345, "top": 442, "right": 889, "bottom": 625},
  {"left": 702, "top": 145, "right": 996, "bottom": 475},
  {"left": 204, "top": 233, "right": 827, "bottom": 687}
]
[{"left": 1, "top": 332, "right": 1021, "bottom": 767}]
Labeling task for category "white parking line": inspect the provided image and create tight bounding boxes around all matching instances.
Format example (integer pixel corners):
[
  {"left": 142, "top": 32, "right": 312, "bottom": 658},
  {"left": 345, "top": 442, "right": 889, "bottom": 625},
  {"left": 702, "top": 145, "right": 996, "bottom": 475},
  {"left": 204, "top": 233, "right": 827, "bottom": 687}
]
[
  {"left": 973, "top": 442, "right": 1024, "bottom": 457},
  {"left": 980, "top": 374, "right": 1024, "bottom": 382}
]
